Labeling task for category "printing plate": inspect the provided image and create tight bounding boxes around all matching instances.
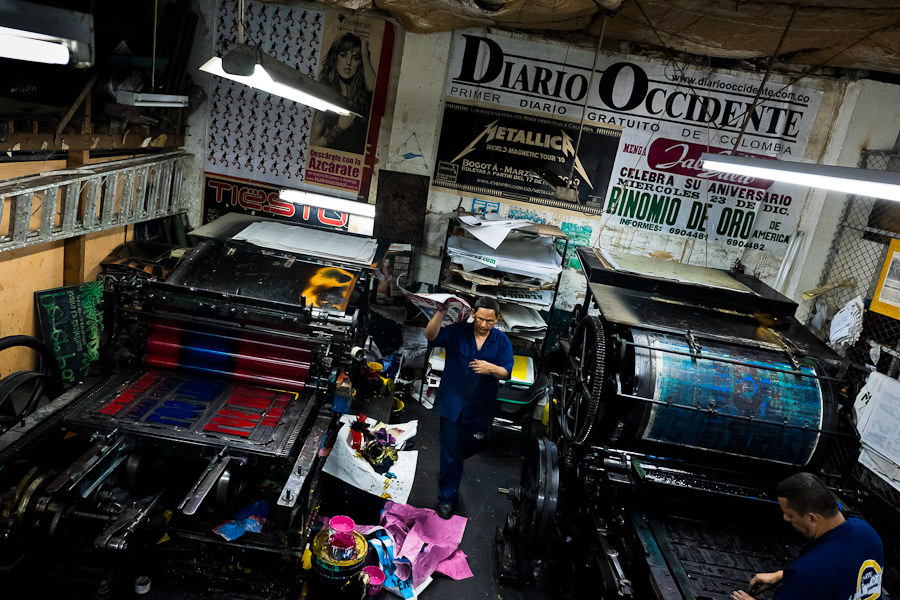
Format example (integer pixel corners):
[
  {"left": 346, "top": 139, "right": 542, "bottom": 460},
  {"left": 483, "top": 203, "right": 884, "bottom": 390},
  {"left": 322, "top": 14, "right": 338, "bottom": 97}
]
[{"left": 66, "top": 368, "right": 314, "bottom": 458}]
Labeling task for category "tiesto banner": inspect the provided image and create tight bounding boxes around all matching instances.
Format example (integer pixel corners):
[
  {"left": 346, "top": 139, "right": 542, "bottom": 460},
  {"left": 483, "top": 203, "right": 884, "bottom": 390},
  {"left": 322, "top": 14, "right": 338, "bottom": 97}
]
[
  {"left": 203, "top": 173, "right": 350, "bottom": 231},
  {"left": 442, "top": 30, "right": 825, "bottom": 254},
  {"left": 433, "top": 102, "right": 621, "bottom": 211}
]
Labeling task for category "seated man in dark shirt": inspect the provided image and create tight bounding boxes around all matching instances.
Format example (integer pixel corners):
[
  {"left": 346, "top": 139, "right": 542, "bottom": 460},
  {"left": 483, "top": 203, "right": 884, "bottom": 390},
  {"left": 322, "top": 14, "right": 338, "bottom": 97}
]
[
  {"left": 425, "top": 296, "right": 514, "bottom": 519},
  {"left": 732, "top": 472, "right": 883, "bottom": 600}
]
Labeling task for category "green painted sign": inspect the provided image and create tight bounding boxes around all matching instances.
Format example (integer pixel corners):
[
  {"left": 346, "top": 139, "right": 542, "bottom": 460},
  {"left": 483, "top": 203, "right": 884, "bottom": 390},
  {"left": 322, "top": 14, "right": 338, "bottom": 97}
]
[{"left": 35, "top": 282, "right": 103, "bottom": 388}]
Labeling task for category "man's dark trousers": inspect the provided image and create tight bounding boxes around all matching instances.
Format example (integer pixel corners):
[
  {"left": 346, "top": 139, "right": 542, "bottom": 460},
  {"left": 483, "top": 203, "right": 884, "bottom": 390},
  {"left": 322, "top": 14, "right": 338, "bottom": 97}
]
[{"left": 438, "top": 416, "right": 489, "bottom": 504}]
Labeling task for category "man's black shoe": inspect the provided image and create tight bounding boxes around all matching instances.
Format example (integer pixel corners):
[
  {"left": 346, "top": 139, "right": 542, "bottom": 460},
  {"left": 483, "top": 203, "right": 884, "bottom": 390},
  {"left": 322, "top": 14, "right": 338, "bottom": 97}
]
[{"left": 436, "top": 502, "right": 453, "bottom": 519}]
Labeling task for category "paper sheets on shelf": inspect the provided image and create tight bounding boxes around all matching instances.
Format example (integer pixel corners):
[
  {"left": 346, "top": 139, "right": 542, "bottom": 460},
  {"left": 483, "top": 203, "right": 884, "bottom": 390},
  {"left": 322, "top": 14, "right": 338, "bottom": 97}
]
[
  {"left": 497, "top": 288, "right": 553, "bottom": 310},
  {"left": 233, "top": 221, "right": 378, "bottom": 265},
  {"left": 497, "top": 302, "right": 547, "bottom": 341},
  {"left": 447, "top": 235, "right": 562, "bottom": 283},
  {"left": 448, "top": 266, "right": 551, "bottom": 290},
  {"left": 458, "top": 214, "right": 533, "bottom": 249}
]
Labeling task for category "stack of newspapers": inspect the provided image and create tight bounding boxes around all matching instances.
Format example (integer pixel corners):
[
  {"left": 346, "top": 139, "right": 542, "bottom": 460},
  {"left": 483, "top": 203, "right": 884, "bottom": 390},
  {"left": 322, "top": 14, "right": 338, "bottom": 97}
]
[
  {"left": 496, "top": 302, "right": 547, "bottom": 342},
  {"left": 447, "top": 235, "right": 562, "bottom": 284}
]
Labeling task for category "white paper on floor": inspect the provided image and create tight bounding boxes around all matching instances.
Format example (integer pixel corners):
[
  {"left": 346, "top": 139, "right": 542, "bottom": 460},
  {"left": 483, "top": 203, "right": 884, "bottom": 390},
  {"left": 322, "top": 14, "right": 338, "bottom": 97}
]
[{"left": 323, "top": 417, "right": 418, "bottom": 504}]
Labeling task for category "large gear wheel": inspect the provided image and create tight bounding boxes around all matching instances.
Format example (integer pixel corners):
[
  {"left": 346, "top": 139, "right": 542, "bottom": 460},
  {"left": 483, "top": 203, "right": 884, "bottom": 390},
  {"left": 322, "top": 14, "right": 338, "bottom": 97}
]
[
  {"left": 516, "top": 438, "right": 559, "bottom": 551},
  {"left": 0, "top": 466, "right": 56, "bottom": 535},
  {"left": 557, "top": 316, "right": 607, "bottom": 445}
]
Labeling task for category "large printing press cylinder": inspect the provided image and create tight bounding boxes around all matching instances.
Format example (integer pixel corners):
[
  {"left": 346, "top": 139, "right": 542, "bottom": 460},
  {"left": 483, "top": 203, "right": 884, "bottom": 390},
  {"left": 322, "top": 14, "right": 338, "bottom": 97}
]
[
  {"left": 607, "top": 329, "right": 840, "bottom": 468},
  {"left": 144, "top": 318, "right": 312, "bottom": 391}
]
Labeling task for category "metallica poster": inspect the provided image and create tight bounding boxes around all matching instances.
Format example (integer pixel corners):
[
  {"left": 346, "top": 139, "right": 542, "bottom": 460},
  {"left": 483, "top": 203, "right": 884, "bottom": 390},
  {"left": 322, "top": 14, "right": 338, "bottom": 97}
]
[{"left": 433, "top": 102, "right": 621, "bottom": 211}]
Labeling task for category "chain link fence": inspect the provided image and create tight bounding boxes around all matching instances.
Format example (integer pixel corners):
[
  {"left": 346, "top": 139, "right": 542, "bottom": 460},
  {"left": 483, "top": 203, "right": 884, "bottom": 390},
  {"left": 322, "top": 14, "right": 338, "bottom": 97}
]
[
  {"left": 811, "top": 149, "right": 900, "bottom": 591},
  {"left": 809, "top": 150, "right": 900, "bottom": 387}
]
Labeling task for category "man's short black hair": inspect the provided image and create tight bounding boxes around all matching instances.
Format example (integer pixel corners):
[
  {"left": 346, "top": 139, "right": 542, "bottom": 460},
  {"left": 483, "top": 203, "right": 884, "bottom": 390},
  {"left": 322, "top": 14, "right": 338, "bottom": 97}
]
[
  {"left": 473, "top": 296, "right": 501, "bottom": 317},
  {"left": 776, "top": 472, "right": 840, "bottom": 518}
]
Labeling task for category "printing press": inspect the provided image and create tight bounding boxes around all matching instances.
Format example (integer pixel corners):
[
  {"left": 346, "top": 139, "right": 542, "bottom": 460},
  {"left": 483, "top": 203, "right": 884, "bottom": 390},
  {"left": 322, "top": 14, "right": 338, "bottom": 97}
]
[
  {"left": 496, "top": 247, "right": 865, "bottom": 600},
  {"left": 0, "top": 222, "right": 376, "bottom": 597}
]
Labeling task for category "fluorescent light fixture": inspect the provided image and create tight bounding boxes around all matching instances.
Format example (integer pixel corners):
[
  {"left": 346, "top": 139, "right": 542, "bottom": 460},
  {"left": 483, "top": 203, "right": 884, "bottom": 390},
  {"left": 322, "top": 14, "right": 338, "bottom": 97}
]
[
  {"left": 281, "top": 189, "right": 375, "bottom": 218},
  {"left": 116, "top": 91, "right": 189, "bottom": 108},
  {"left": 0, "top": 1, "right": 93, "bottom": 67},
  {"left": 701, "top": 153, "right": 900, "bottom": 202},
  {"left": 0, "top": 30, "right": 69, "bottom": 64},
  {"left": 200, "top": 43, "right": 357, "bottom": 115}
]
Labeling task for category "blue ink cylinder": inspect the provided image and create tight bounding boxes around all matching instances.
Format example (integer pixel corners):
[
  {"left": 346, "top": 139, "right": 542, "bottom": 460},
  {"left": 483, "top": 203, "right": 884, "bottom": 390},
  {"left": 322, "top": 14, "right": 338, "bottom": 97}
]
[{"left": 612, "top": 330, "right": 838, "bottom": 467}]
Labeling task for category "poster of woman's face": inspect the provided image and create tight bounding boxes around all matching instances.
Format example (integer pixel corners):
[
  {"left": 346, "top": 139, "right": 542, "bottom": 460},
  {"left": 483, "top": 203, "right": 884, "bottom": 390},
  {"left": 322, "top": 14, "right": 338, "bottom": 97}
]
[{"left": 308, "top": 16, "right": 383, "bottom": 156}]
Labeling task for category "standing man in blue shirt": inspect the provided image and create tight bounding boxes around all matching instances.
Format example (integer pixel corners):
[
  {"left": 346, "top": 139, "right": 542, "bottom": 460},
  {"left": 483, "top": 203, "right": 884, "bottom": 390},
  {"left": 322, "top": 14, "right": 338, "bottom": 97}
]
[
  {"left": 425, "top": 296, "right": 514, "bottom": 519},
  {"left": 731, "top": 472, "right": 883, "bottom": 600}
]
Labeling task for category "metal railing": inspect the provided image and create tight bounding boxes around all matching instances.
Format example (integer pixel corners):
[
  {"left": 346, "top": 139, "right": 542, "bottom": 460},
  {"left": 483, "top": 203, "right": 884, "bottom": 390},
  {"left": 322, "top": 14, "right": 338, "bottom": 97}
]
[{"left": 0, "top": 151, "right": 192, "bottom": 254}]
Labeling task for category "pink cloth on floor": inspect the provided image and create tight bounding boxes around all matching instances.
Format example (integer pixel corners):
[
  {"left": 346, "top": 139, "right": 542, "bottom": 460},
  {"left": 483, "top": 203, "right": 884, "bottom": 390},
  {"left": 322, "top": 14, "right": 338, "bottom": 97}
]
[{"left": 380, "top": 501, "right": 474, "bottom": 587}]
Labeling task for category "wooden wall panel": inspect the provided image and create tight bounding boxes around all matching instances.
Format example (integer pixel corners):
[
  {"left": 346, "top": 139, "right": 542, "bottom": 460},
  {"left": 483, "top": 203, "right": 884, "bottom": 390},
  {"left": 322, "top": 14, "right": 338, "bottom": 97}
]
[
  {"left": 84, "top": 226, "right": 128, "bottom": 282},
  {"left": 0, "top": 241, "right": 65, "bottom": 373},
  {"left": 1, "top": 156, "right": 142, "bottom": 375},
  {"left": 0, "top": 159, "right": 85, "bottom": 374}
]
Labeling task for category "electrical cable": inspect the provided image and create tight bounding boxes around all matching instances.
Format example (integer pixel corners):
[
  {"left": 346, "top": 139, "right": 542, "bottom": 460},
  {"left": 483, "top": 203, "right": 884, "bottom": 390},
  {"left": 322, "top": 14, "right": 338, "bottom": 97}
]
[
  {"left": 730, "top": 7, "right": 795, "bottom": 154},
  {"left": 568, "top": 16, "right": 607, "bottom": 189}
]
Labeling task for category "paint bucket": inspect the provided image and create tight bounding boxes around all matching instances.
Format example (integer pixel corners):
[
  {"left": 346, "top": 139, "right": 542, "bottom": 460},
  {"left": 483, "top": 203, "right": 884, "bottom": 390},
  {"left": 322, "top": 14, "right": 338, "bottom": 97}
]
[
  {"left": 360, "top": 362, "right": 384, "bottom": 399},
  {"left": 310, "top": 527, "right": 368, "bottom": 599},
  {"left": 389, "top": 397, "right": 405, "bottom": 424},
  {"left": 362, "top": 566, "right": 386, "bottom": 596},
  {"left": 328, "top": 515, "right": 357, "bottom": 560}
]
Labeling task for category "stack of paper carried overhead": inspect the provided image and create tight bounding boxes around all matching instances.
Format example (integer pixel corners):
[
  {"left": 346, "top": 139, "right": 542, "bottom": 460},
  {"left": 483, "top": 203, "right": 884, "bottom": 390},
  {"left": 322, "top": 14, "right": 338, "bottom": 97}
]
[
  {"left": 497, "top": 302, "right": 547, "bottom": 341},
  {"left": 447, "top": 235, "right": 562, "bottom": 283},
  {"left": 458, "top": 214, "right": 533, "bottom": 249},
  {"left": 233, "top": 222, "right": 378, "bottom": 265}
]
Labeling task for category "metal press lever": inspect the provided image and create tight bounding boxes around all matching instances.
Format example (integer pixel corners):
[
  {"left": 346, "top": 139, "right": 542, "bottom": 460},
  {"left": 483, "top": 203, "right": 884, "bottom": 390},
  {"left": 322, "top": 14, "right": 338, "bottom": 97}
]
[{"left": 179, "top": 450, "right": 240, "bottom": 515}]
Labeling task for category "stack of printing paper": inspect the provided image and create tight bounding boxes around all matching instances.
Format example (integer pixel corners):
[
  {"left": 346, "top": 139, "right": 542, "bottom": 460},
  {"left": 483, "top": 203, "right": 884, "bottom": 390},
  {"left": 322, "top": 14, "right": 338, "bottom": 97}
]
[
  {"left": 447, "top": 235, "right": 562, "bottom": 284},
  {"left": 497, "top": 302, "right": 547, "bottom": 341},
  {"left": 233, "top": 222, "right": 378, "bottom": 265}
]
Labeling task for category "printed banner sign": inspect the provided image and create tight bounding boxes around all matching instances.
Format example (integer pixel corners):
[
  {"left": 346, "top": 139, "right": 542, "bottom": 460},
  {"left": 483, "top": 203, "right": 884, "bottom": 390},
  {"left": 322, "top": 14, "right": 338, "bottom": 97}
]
[
  {"left": 605, "top": 138, "right": 804, "bottom": 253},
  {"left": 433, "top": 102, "right": 620, "bottom": 211},
  {"left": 203, "top": 173, "right": 350, "bottom": 231},
  {"left": 206, "top": 5, "right": 393, "bottom": 198},
  {"left": 442, "top": 31, "right": 824, "bottom": 255}
]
